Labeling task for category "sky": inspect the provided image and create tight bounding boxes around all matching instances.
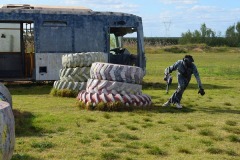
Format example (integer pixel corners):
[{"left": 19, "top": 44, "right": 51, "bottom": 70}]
[{"left": 1, "top": 0, "right": 240, "bottom": 37}]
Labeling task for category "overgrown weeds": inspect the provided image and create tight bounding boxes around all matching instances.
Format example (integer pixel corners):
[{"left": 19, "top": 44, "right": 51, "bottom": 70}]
[
  {"left": 164, "top": 46, "right": 187, "bottom": 53},
  {"left": 76, "top": 101, "right": 153, "bottom": 112},
  {"left": 50, "top": 88, "right": 78, "bottom": 97}
]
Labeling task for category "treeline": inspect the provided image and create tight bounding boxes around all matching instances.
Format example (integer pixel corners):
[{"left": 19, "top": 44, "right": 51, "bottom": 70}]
[
  {"left": 123, "top": 37, "right": 179, "bottom": 46},
  {"left": 180, "top": 22, "right": 240, "bottom": 47},
  {"left": 124, "top": 22, "right": 240, "bottom": 47}
]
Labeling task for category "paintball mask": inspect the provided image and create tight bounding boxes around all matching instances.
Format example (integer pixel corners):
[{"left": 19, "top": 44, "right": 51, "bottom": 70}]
[{"left": 183, "top": 55, "right": 194, "bottom": 67}]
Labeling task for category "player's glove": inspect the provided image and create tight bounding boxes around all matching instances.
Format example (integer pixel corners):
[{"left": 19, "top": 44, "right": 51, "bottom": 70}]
[{"left": 198, "top": 88, "right": 205, "bottom": 96}]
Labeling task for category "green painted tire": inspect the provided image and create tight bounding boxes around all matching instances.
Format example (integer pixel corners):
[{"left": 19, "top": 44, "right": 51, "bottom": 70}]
[
  {"left": 59, "top": 67, "right": 90, "bottom": 82},
  {"left": 53, "top": 81, "right": 87, "bottom": 91}
]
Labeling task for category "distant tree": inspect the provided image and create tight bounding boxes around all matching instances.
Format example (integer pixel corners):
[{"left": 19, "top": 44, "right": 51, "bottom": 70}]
[
  {"left": 179, "top": 30, "right": 192, "bottom": 44},
  {"left": 225, "top": 23, "right": 239, "bottom": 47},
  {"left": 236, "top": 22, "right": 240, "bottom": 43},
  {"left": 226, "top": 25, "right": 235, "bottom": 37},
  {"left": 200, "top": 23, "right": 207, "bottom": 38},
  {"left": 192, "top": 30, "right": 201, "bottom": 43},
  {"left": 236, "top": 22, "right": 240, "bottom": 34},
  {"left": 200, "top": 23, "right": 215, "bottom": 38},
  {"left": 179, "top": 23, "right": 215, "bottom": 45},
  {"left": 193, "top": 30, "right": 201, "bottom": 37},
  {"left": 180, "top": 22, "right": 240, "bottom": 47}
]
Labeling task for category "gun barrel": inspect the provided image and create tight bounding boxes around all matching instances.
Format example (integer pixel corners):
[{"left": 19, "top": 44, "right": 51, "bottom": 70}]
[{"left": 166, "top": 84, "right": 169, "bottom": 94}]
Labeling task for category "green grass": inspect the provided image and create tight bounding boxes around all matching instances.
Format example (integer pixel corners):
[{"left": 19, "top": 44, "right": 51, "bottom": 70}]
[
  {"left": 147, "top": 146, "right": 168, "bottom": 156},
  {"left": 6, "top": 48, "right": 240, "bottom": 160},
  {"left": 206, "top": 147, "right": 224, "bottom": 154},
  {"left": 31, "top": 141, "right": 54, "bottom": 152}
]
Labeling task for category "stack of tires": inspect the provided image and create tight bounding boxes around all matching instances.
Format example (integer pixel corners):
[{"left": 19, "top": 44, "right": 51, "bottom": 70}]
[
  {"left": 53, "top": 52, "right": 108, "bottom": 91},
  {"left": 77, "top": 62, "right": 151, "bottom": 108},
  {"left": 0, "top": 83, "right": 15, "bottom": 160}
]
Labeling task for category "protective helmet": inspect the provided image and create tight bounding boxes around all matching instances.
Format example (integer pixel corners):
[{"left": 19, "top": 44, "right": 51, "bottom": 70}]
[{"left": 183, "top": 55, "right": 194, "bottom": 67}]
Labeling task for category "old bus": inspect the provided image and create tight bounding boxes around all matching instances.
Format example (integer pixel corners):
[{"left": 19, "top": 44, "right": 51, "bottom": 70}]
[{"left": 0, "top": 4, "right": 146, "bottom": 81}]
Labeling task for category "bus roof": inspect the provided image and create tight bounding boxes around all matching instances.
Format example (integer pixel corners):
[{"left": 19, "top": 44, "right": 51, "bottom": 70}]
[
  {"left": 0, "top": 4, "right": 92, "bottom": 12},
  {"left": 0, "top": 4, "right": 138, "bottom": 17}
]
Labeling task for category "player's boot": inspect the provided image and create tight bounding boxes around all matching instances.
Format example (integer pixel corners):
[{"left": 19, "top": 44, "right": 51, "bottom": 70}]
[
  {"left": 176, "top": 103, "right": 183, "bottom": 109},
  {"left": 162, "top": 101, "right": 171, "bottom": 107}
]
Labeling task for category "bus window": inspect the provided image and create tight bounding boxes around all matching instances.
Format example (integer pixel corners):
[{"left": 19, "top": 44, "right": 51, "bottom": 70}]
[
  {"left": 109, "top": 27, "right": 137, "bottom": 66},
  {"left": 0, "top": 23, "right": 21, "bottom": 53},
  {"left": 110, "top": 33, "right": 117, "bottom": 50}
]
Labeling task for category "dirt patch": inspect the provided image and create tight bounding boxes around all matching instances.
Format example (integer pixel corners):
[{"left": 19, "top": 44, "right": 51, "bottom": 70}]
[{"left": 192, "top": 47, "right": 204, "bottom": 52}]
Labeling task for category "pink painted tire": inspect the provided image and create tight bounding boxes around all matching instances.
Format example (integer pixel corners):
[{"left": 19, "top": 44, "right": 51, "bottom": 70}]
[
  {"left": 86, "top": 79, "right": 142, "bottom": 95},
  {"left": 77, "top": 90, "right": 151, "bottom": 107}
]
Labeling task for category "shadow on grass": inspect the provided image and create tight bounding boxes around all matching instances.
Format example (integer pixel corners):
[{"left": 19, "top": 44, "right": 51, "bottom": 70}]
[
  {"left": 134, "top": 104, "right": 240, "bottom": 115},
  {"left": 12, "top": 153, "right": 40, "bottom": 160},
  {"left": 5, "top": 82, "right": 53, "bottom": 95},
  {"left": 197, "top": 107, "right": 240, "bottom": 115},
  {"left": 13, "top": 109, "right": 52, "bottom": 137},
  {"left": 134, "top": 104, "right": 196, "bottom": 114},
  {"left": 142, "top": 82, "right": 233, "bottom": 90},
  {"left": 145, "top": 104, "right": 240, "bottom": 115}
]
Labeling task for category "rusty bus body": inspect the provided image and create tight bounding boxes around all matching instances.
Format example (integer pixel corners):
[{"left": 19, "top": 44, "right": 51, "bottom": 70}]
[{"left": 0, "top": 4, "right": 146, "bottom": 81}]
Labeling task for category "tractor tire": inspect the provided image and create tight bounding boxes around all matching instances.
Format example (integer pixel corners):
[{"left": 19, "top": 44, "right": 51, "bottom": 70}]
[
  {"left": 0, "top": 101, "right": 15, "bottom": 160},
  {"left": 86, "top": 79, "right": 142, "bottom": 95},
  {"left": 62, "top": 52, "right": 108, "bottom": 68},
  {"left": 53, "top": 81, "right": 87, "bottom": 91},
  {"left": 77, "top": 91, "right": 151, "bottom": 107},
  {"left": 0, "top": 83, "right": 12, "bottom": 108},
  {"left": 59, "top": 67, "right": 90, "bottom": 82},
  {"left": 90, "top": 62, "right": 144, "bottom": 84}
]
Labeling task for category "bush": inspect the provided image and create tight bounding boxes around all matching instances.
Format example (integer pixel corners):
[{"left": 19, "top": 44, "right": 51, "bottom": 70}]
[
  {"left": 50, "top": 88, "right": 78, "bottom": 97},
  {"left": 123, "top": 37, "right": 179, "bottom": 46},
  {"left": 76, "top": 101, "right": 145, "bottom": 112},
  {"left": 164, "top": 46, "right": 187, "bottom": 53}
]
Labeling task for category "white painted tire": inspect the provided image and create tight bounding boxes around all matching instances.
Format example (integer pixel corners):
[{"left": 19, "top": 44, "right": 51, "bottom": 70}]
[
  {"left": 86, "top": 79, "right": 142, "bottom": 95},
  {"left": 90, "top": 62, "right": 144, "bottom": 84},
  {"left": 0, "top": 83, "right": 12, "bottom": 108},
  {"left": 0, "top": 101, "right": 15, "bottom": 160},
  {"left": 62, "top": 52, "right": 108, "bottom": 68},
  {"left": 53, "top": 81, "right": 87, "bottom": 91},
  {"left": 77, "top": 91, "right": 151, "bottom": 107},
  {"left": 59, "top": 67, "right": 90, "bottom": 82}
]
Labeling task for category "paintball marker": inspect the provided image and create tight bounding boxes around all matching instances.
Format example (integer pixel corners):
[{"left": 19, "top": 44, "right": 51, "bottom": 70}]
[{"left": 164, "top": 74, "right": 172, "bottom": 94}]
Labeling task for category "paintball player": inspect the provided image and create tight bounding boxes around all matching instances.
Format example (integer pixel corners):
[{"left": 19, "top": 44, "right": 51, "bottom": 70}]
[{"left": 162, "top": 55, "right": 205, "bottom": 109}]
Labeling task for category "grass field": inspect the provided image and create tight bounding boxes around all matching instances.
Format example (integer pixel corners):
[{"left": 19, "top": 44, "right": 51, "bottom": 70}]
[{"left": 6, "top": 48, "right": 240, "bottom": 160}]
